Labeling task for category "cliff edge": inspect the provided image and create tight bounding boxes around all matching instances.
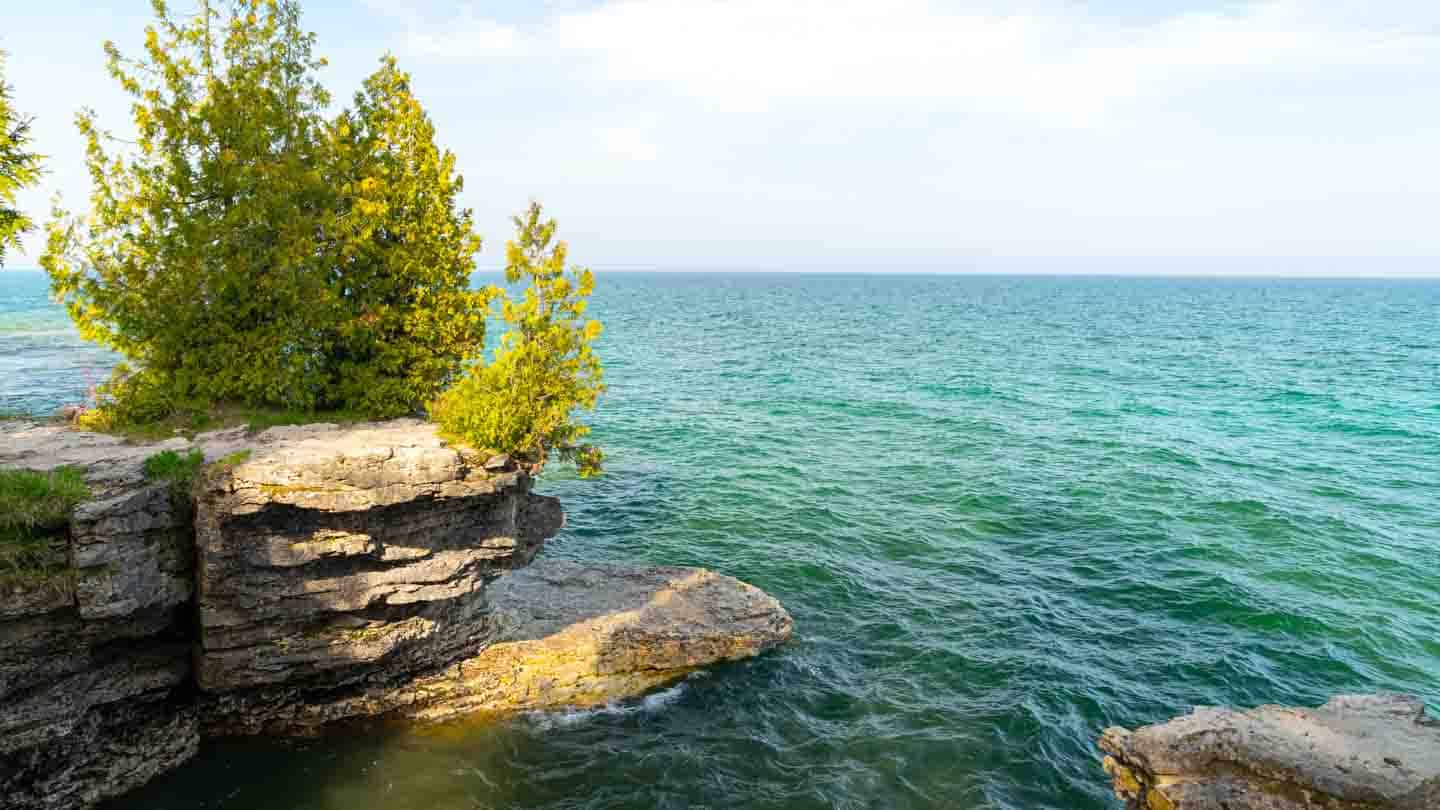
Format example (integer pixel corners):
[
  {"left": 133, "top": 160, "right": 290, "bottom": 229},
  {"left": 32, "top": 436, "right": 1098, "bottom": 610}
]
[{"left": 0, "top": 419, "right": 793, "bottom": 809}]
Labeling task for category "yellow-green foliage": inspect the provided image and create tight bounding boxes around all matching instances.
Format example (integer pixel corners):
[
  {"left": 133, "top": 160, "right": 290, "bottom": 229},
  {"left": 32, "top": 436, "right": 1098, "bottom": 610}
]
[
  {"left": 325, "top": 57, "right": 491, "bottom": 416},
  {"left": 434, "top": 203, "right": 605, "bottom": 477},
  {"left": 0, "top": 467, "right": 88, "bottom": 578},
  {"left": 0, "top": 51, "right": 44, "bottom": 267},
  {"left": 42, "top": 0, "right": 488, "bottom": 426}
]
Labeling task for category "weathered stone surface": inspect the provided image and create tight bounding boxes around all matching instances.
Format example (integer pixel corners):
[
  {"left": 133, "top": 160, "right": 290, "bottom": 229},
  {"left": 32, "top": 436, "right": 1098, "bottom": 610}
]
[
  {"left": 0, "top": 420, "right": 189, "bottom": 484},
  {"left": 0, "top": 420, "right": 254, "bottom": 488},
  {"left": 1, "top": 422, "right": 200, "bottom": 810},
  {"left": 1099, "top": 694, "right": 1440, "bottom": 810},
  {"left": 399, "top": 559, "right": 793, "bottom": 721},
  {"left": 0, "top": 586, "right": 195, "bottom": 810},
  {"left": 193, "top": 420, "right": 563, "bottom": 733},
  {"left": 0, "top": 423, "right": 276, "bottom": 806},
  {"left": 1, "top": 696, "right": 198, "bottom": 810},
  {"left": 196, "top": 559, "right": 793, "bottom": 731}
]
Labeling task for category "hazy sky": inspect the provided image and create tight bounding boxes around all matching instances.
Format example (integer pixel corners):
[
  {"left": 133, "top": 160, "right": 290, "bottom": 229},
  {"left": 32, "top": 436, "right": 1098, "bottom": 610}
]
[{"left": 4, "top": 1, "right": 1440, "bottom": 274}]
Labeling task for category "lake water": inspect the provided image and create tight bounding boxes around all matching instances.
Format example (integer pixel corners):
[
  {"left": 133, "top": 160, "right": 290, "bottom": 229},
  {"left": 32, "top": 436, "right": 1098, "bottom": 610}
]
[{"left": 3, "top": 270, "right": 1439, "bottom": 809}]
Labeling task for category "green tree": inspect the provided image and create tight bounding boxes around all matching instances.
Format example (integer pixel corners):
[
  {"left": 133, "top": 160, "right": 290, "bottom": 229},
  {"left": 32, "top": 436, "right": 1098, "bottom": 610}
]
[
  {"left": 42, "top": 0, "right": 338, "bottom": 422},
  {"left": 0, "top": 51, "right": 44, "bottom": 267},
  {"left": 324, "top": 57, "right": 490, "bottom": 417},
  {"left": 42, "top": 0, "right": 486, "bottom": 425},
  {"left": 434, "top": 203, "right": 605, "bottom": 476}
]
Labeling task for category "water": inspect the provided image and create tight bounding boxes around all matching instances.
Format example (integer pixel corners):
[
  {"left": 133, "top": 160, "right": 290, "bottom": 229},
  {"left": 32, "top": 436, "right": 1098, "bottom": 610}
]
[{"left": 3, "top": 270, "right": 1439, "bottom": 809}]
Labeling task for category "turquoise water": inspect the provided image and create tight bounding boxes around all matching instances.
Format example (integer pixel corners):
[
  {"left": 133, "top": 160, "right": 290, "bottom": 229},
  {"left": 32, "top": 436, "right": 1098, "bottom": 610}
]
[{"left": 3, "top": 270, "right": 1439, "bottom": 809}]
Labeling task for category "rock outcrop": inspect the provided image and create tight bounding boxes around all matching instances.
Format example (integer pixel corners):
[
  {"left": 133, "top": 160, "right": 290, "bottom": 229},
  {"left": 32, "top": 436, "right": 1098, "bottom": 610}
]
[
  {"left": 1099, "top": 694, "right": 1440, "bottom": 810},
  {"left": 0, "top": 427, "right": 199, "bottom": 810},
  {"left": 0, "top": 419, "right": 793, "bottom": 809},
  {"left": 391, "top": 559, "right": 794, "bottom": 722},
  {"left": 193, "top": 421, "right": 561, "bottom": 734}
]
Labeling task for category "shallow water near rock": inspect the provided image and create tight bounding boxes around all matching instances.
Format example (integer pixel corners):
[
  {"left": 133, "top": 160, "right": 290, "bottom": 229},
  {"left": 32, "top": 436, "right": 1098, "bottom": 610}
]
[{"left": 3, "top": 270, "right": 1439, "bottom": 809}]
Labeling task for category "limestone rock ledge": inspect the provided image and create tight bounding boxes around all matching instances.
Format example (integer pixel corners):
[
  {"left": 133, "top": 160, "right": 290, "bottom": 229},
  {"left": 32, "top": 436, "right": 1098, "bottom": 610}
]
[
  {"left": 0, "top": 419, "right": 794, "bottom": 809},
  {"left": 254, "top": 558, "right": 796, "bottom": 725},
  {"left": 193, "top": 420, "right": 561, "bottom": 734},
  {"left": 1, "top": 423, "right": 199, "bottom": 810},
  {"left": 1099, "top": 694, "right": 1440, "bottom": 810}
]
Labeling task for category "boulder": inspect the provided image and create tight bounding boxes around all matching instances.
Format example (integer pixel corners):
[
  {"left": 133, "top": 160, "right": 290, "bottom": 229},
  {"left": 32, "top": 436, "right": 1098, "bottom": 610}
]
[{"left": 1099, "top": 694, "right": 1440, "bottom": 810}]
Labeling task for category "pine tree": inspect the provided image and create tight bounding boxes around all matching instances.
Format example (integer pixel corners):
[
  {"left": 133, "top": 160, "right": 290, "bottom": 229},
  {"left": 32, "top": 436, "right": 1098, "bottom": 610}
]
[
  {"left": 324, "top": 57, "right": 491, "bottom": 417},
  {"left": 42, "top": 1, "right": 488, "bottom": 424},
  {"left": 434, "top": 203, "right": 605, "bottom": 476},
  {"left": 43, "top": 0, "right": 340, "bottom": 420},
  {"left": 0, "top": 52, "right": 43, "bottom": 267}
]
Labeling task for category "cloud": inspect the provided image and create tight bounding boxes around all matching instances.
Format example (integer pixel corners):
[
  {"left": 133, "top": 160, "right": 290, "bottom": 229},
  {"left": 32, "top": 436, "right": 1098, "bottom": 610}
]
[
  {"left": 409, "top": 18, "right": 525, "bottom": 59},
  {"left": 407, "top": 0, "right": 1440, "bottom": 127},
  {"left": 12, "top": 1, "right": 1440, "bottom": 265}
]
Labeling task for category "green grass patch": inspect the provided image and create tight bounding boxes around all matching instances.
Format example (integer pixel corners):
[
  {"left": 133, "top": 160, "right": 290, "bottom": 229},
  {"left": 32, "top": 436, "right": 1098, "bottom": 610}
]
[
  {"left": 0, "top": 466, "right": 89, "bottom": 585},
  {"left": 213, "top": 450, "right": 253, "bottom": 468},
  {"left": 142, "top": 449, "right": 206, "bottom": 511},
  {"left": 142, "top": 448, "right": 205, "bottom": 483}
]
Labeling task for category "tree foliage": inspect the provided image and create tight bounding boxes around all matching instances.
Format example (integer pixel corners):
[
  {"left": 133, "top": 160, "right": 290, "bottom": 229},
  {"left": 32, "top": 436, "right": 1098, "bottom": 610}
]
[
  {"left": 0, "top": 51, "right": 44, "bottom": 267},
  {"left": 41, "top": 0, "right": 488, "bottom": 424},
  {"left": 434, "top": 203, "right": 605, "bottom": 477},
  {"left": 324, "top": 57, "right": 489, "bottom": 416}
]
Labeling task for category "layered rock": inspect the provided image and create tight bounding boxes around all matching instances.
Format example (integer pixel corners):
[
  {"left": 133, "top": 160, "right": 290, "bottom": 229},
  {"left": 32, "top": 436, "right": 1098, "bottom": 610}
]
[
  {"left": 193, "top": 421, "right": 561, "bottom": 734},
  {"left": 0, "top": 426, "right": 198, "bottom": 810},
  {"left": 1099, "top": 694, "right": 1440, "bottom": 810},
  {"left": 383, "top": 559, "right": 792, "bottom": 722},
  {"left": 0, "top": 418, "right": 793, "bottom": 809}
]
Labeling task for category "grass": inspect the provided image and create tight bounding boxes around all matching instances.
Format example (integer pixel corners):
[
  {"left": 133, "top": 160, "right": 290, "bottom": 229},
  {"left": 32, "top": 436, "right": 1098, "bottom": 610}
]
[
  {"left": 142, "top": 449, "right": 206, "bottom": 511},
  {"left": 0, "top": 466, "right": 89, "bottom": 586},
  {"left": 212, "top": 450, "right": 253, "bottom": 469},
  {"left": 95, "top": 404, "right": 373, "bottom": 442},
  {"left": 142, "top": 448, "right": 205, "bottom": 484}
]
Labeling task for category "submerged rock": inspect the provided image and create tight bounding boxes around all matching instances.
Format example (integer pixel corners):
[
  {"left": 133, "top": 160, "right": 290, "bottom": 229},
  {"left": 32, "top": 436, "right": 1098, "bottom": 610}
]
[{"left": 1099, "top": 694, "right": 1440, "bottom": 810}]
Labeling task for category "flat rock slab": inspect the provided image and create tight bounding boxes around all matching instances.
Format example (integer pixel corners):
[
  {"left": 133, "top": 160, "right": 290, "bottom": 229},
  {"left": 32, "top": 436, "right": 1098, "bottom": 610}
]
[
  {"left": 0, "top": 421, "right": 251, "bottom": 487},
  {"left": 251, "top": 558, "right": 795, "bottom": 726},
  {"left": 1100, "top": 694, "right": 1440, "bottom": 810}
]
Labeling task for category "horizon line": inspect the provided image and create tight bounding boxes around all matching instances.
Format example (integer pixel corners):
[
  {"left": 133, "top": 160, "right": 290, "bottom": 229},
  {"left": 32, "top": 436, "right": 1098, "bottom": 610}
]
[{"left": 4, "top": 266, "right": 1439, "bottom": 280}]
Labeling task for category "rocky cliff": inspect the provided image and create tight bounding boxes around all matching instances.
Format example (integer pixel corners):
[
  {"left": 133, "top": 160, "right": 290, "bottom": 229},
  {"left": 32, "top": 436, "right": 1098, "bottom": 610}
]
[
  {"left": 1, "top": 429, "right": 199, "bottom": 810},
  {"left": 1099, "top": 694, "right": 1440, "bottom": 810},
  {"left": 192, "top": 421, "right": 562, "bottom": 734},
  {"left": 0, "top": 419, "right": 792, "bottom": 810}
]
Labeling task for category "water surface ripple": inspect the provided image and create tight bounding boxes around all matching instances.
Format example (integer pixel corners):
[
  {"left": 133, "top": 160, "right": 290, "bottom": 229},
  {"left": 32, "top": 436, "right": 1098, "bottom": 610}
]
[{"left": 3, "top": 271, "right": 1438, "bottom": 809}]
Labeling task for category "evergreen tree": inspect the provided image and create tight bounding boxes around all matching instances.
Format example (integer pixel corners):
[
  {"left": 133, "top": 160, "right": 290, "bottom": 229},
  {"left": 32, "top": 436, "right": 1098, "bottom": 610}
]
[
  {"left": 0, "top": 52, "right": 43, "bottom": 267},
  {"left": 434, "top": 203, "right": 605, "bottom": 476},
  {"left": 324, "top": 57, "right": 491, "bottom": 417},
  {"left": 42, "top": 1, "right": 486, "bottom": 423}
]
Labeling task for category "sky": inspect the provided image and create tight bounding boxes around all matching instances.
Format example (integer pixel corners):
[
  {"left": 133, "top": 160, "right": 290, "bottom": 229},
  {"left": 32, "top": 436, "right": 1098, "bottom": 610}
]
[{"left": 3, "top": 0, "right": 1440, "bottom": 275}]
